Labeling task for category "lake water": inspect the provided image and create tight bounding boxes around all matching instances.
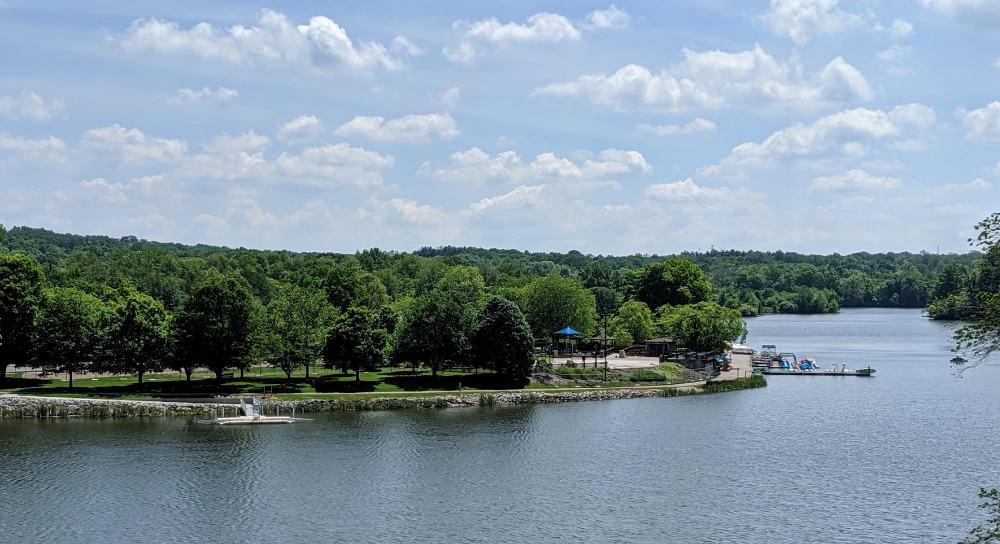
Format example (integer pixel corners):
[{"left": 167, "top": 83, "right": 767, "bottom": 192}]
[{"left": 1, "top": 308, "right": 998, "bottom": 543}]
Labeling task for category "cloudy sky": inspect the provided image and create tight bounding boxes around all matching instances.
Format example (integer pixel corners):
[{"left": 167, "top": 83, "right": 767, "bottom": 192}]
[{"left": 1, "top": 1, "right": 998, "bottom": 254}]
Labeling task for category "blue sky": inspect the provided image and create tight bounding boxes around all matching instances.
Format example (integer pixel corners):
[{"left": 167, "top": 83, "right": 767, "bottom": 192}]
[{"left": 0, "top": 0, "right": 998, "bottom": 254}]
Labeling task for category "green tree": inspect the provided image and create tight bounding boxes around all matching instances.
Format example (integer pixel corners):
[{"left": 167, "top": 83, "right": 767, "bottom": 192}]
[
  {"left": 961, "top": 488, "right": 1000, "bottom": 544},
  {"left": 324, "top": 306, "right": 388, "bottom": 381},
  {"left": 954, "top": 213, "right": 1000, "bottom": 368},
  {"left": 392, "top": 289, "right": 469, "bottom": 377},
  {"left": 264, "top": 284, "right": 336, "bottom": 379},
  {"left": 0, "top": 253, "right": 44, "bottom": 383},
  {"left": 99, "top": 288, "right": 168, "bottom": 386},
  {"left": 473, "top": 296, "right": 534, "bottom": 381},
  {"left": 610, "top": 300, "right": 654, "bottom": 345},
  {"left": 33, "top": 287, "right": 106, "bottom": 388},
  {"left": 627, "top": 258, "right": 712, "bottom": 309},
  {"left": 658, "top": 301, "right": 747, "bottom": 353},
  {"left": 520, "top": 275, "right": 597, "bottom": 341},
  {"left": 172, "top": 274, "right": 259, "bottom": 380}
]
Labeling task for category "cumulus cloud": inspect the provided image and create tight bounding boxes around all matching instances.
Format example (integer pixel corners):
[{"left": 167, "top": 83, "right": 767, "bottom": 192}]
[
  {"left": 118, "top": 9, "right": 418, "bottom": 72},
  {"left": 699, "top": 107, "right": 911, "bottom": 177},
  {"left": 809, "top": 169, "right": 902, "bottom": 191},
  {"left": 877, "top": 45, "right": 911, "bottom": 75},
  {"left": 763, "top": 0, "right": 866, "bottom": 45},
  {"left": 0, "top": 91, "right": 65, "bottom": 121},
  {"left": 533, "top": 45, "right": 873, "bottom": 113},
  {"left": 444, "top": 5, "right": 626, "bottom": 63},
  {"left": 888, "top": 18, "right": 914, "bottom": 38},
  {"left": 80, "top": 177, "right": 128, "bottom": 203},
  {"left": 469, "top": 184, "right": 546, "bottom": 212},
  {"left": 636, "top": 118, "right": 716, "bottom": 136},
  {"left": 273, "top": 143, "right": 393, "bottom": 187},
  {"left": 645, "top": 178, "right": 728, "bottom": 200},
  {"left": 585, "top": 5, "right": 631, "bottom": 29},
  {"left": 277, "top": 115, "right": 324, "bottom": 143},
  {"left": 918, "top": 0, "right": 1000, "bottom": 29},
  {"left": 419, "top": 147, "right": 649, "bottom": 187},
  {"left": 81, "top": 124, "right": 187, "bottom": 164},
  {"left": 334, "top": 113, "right": 459, "bottom": 143},
  {"left": 0, "top": 132, "right": 67, "bottom": 162},
  {"left": 204, "top": 130, "right": 271, "bottom": 154},
  {"left": 167, "top": 87, "right": 239, "bottom": 105},
  {"left": 956, "top": 101, "right": 1000, "bottom": 141}
]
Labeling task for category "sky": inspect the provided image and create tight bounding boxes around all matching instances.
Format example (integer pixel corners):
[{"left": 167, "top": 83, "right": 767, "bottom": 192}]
[{"left": 0, "top": 0, "right": 998, "bottom": 255}]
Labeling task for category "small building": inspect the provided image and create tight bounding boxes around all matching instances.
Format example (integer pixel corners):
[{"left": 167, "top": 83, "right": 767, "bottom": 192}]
[{"left": 645, "top": 337, "right": 676, "bottom": 358}]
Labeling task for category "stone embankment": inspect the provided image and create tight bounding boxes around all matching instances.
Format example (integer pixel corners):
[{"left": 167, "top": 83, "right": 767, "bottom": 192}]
[{"left": 1, "top": 379, "right": 763, "bottom": 419}]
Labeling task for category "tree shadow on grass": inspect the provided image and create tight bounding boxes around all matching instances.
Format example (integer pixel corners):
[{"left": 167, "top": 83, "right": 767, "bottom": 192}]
[
  {"left": 313, "top": 378, "right": 377, "bottom": 393},
  {"left": 381, "top": 373, "right": 520, "bottom": 391}
]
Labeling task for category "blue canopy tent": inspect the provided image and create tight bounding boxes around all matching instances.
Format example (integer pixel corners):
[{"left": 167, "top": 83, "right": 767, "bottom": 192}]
[{"left": 553, "top": 327, "right": 581, "bottom": 356}]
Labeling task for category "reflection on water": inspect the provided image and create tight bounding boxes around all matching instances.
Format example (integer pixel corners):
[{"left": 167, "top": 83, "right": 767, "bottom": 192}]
[{"left": 1, "top": 309, "right": 998, "bottom": 543}]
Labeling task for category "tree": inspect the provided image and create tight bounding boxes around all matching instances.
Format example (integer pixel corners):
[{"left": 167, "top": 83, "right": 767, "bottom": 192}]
[
  {"left": 264, "top": 284, "right": 336, "bottom": 379},
  {"left": 392, "top": 289, "right": 469, "bottom": 377},
  {"left": 953, "top": 213, "right": 1000, "bottom": 369},
  {"left": 33, "top": 287, "right": 105, "bottom": 388},
  {"left": 0, "top": 253, "right": 44, "bottom": 383},
  {"left": 99, "top": 288, "right": 167, "bottom": 386},
  {"left": 520, "top": 275, "right": 597, "bottom": 341},
  {"left": 473, "top": 296, "right": 534, "bottom": 381},
  {"left": 324, "top": 306, "right": 388, "bottom": 381},
  {"left": 610, "top": 300, "right": 654, "bottom": 345},
  {"left": 627, "top": 258, "right": 713, "bottom": 309},
  {"left": 657, "top": 301, "right": 747, "bottom": 353},
  {"left": 172, "top": 274, "right": 259, "bottom": 380},
  {"left": 961, "top": 488, "right": 1000, "bottom": 544}
]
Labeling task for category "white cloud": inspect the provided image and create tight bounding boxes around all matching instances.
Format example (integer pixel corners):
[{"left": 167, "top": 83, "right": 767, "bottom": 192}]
[
  {"left": 809, "top": 169, "right": 902, "bottom": 191},
  {"left": 167, "top": 87, "right": 239, "bottom": 105},
  {"left": 533, "top": 45, "right": 873, "bottom": 113},
  {"left": 204, "top": 130, "right": 271, "bottom": 154},
  {"left": 365, "top": 198, "right": 447, "bottom": 225},
  {"left": 469, "top": 184, "right": 546, "bottom": 212},
  {"left": 420, "top": 146, "right": 649, "bottom": 188},
  {"left": 585, "top": 5, "right": 631, "bottom": 29},
  {"left": 645, "top": 178, "right": 728, "bottom": 200},
  {"left": 80, "top": 177, "right": 127, "bottom": 203},
  {"left": 194, "top": 213, "right": 227, "bottom": 228},
  {"left": 277, "top": 115, "right": 324, "bottom": 143},
  {"left": 0, "top": 91, "right": 65, "bottom": 121},
  {"left": 889, "top": 103, "right": 936, "bottom": 127},
  {"left": 636, "top": 118, "right": 716, "bottom": 136},
  {"left": 994, "top": 58, "right": 1000, "bottom": 70},
  {"left": 763, "top": 0, "right": 865, "bottom": 45},
  {"left": 877, "top": 45, "right": 911, "bottom": 74},
  {"left": 0, "top": 132, "right": 67, "bottom": 162},
  {"left": 445, "top": 7, "right": 625, "bottom": 63},
  {"left": 440, "top": 87, "right": 461, "bottom": 108},
  {"left": 699, "top": 107, "right": 905, "bottom": 177},
  {"left": 81, "top": 124, "right": 187, "bottom": 164},
  {"left": 888, "top": 18, "right": 914, "bottom": 38},
  {"left": 119, "top": 9, "right": 417, "bottom": 72},
  {"left": 956, "top": 101, "right": 1000, "bottom": 141},
  {"left": 334, "top": 113, "right": 459, "bottom": 143},
  {"left": 273, "top": 143, "right": 393, "bottom": 187},
  {"left": 918, "top": 0, "right": 1000, "bottom": 29}
]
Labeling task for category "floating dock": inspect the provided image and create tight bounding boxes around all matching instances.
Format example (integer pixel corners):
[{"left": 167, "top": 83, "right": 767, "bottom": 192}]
[{"left": 197, "top": 397, "right": 312, "bottom": 425}]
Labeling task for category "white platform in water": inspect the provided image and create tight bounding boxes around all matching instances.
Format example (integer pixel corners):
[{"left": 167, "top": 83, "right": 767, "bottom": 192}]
[{"left": 197, "top": 415, "right": 312, "bottom": 425}]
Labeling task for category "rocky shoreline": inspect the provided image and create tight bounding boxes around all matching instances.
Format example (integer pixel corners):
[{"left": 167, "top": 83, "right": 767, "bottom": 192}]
[{"left": 0, "top": 378, "right": 763, "bottom": 419}]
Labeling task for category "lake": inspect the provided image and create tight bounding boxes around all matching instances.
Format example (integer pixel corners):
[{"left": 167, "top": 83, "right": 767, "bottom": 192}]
[{"left": 1, "top": 308, "right": 997, "bottom": 543}]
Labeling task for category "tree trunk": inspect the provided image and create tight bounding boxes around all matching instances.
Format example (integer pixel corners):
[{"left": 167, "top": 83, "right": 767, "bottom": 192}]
[
  {"left": 215, "top": 369, "right": 223, "bottom": 381},
  {"left": 240, "top": 367, "right": 245, "bottom": 379},
  {"left": 68, "top": 370, "right": 73, "bottom": 389},
  {"left": 137, "top": 371, "right": 144, "bottom": 386},
  {"left": 305, "top": 362, "right": 310, "bottom": 379},
  {"left": 185, "top": 367, "right": 193, "bottom": 381},
  {"left": 355, "top": 368, "right": 360, "bottom": 382}
]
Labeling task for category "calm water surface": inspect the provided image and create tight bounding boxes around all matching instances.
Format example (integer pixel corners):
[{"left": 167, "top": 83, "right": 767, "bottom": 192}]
[{"left": 1, "top": 309, "right": 998, "bottom": 543}]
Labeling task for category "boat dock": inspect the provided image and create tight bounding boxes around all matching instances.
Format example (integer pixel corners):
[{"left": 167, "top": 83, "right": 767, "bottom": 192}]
[
  {"left": 197, "top": 397, "right": 312, "bottom": 425},
  {"left": 749, "top": 344, "right": 876, "bottom": 377}
]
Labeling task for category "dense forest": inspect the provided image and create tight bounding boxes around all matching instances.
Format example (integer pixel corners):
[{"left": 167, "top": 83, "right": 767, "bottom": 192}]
[{"left": 0, "top": 223, "right": 984, "bottom": 385}]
